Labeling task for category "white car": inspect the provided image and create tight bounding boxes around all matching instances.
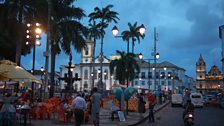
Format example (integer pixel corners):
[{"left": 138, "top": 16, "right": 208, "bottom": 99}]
[
  {"left": 190, "top": 93, "right": 203, "bottom": 107},
  {"left": 203, "top": 95, "right": 214, "bottom": 105},
  {"left": 171, "top": 94, "right": 183, "bottom": 107}
]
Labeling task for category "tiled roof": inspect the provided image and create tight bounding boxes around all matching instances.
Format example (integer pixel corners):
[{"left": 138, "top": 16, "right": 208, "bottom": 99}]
[{"left": 137, "top": 60, "right": 185, "bottom": 71}]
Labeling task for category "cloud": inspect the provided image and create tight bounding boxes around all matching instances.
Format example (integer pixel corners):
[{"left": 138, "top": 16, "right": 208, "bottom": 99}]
[{"left": 21, "top": 0, "right": 224, "bottom": 79}]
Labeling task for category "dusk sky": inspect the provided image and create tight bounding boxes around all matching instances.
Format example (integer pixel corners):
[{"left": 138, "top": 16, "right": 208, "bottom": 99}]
[{"left": 21, "top": 0, "right": 224, "bottom": 79}]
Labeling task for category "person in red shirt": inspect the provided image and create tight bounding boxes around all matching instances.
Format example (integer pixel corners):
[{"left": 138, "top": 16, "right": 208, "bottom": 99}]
[
  {"left": 22, "top": 89, "right": 32, "bottom": 103},
  {"left": 148, "top": 91, "right": 156, "bottom": 123}
]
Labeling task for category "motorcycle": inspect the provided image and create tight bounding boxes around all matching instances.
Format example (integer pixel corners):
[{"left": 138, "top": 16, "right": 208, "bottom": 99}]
[{"left": 184, "top": 112, "right": 194, "bottom": 126}]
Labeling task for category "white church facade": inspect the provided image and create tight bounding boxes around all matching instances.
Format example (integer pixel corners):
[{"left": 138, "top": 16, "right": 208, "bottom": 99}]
[{"left": 59, "top": 40, "right": 195, "bottom": 93}]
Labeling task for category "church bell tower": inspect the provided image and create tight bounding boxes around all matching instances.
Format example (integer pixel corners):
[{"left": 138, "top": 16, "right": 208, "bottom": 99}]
[
  {"left": 196, "top": 54, "right": 206, "bottom": 94},
  {"left": 81, "top": 40, "right": 94, "bottom": 63}
]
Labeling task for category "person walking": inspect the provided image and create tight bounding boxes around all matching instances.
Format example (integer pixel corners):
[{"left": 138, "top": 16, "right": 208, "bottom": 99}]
[
  {"left": 72, "top": 93, "right": 86, "bottom": 126},
  {"left": 0, "top": 93, "right": 17, "bottom": 126},
  {"left": 91, "top": 87, "right": 101, "bottom": 126},
  {"left": 148, "top": 91, "right": 156, "bottom": 123},
  {"left": 138, "top": 93, "right": 145, "bottom": 118}
]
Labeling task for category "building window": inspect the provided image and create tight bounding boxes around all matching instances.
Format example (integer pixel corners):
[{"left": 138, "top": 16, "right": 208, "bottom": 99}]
[
  {"left": 94, "top": 69, "right": 97, "bottom": 79},
  {"left": 200, "top": 75, "right": 202, "bottom": 78},
  {"left": 84, "top": 81, "right": 88, "bottom": 89},
  {"left": 161, "top": 81, "right": 165, "bottom": 85},
  {"left": 75, "top": 84, "right": 78, "bottom": 91},
  {"left": 168, "top": 72, "right": 172, "bottom": 79},
  {"left": 135, "top": 72, "right": 139, "bottom": 78},
  {"left": 156, "top": 72, "right": 159, "bottom": 79},
  {"left": 141, "top": 72, "right": 145, "bottom": 79},
  {"left": 98, "top": 73, "right": 101, "bottom": 80},
  {"left": 141, "top": 81, "right": 145, "bottom": 85},
  {"left": 135, "top": 81, "right": 138, "bottom": 85},
  {"left": 84, "top": 69, "right": 88, "bottom": 80},
  {"left": 161, "top": 72, "right": 165, "bottom": 79},
  {"left": 148, "top": 72, "right": 152, "bottom": 79},
  {"left": 104, "top": 70, "right": 108, "bottom": 80},
  {"left": 199, "top": 84, "right": 202, "bottom": 89},
  {"left": 168, "top": 81, "right": 171, "bottom": 85},
  {"left": 85, "top": 47, "right": 89, "bottom": 55}
]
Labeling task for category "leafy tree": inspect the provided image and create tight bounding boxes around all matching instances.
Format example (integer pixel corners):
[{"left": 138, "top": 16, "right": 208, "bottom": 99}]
[{"left": 121, "top": 22, "right": 145, "bottom": 53}]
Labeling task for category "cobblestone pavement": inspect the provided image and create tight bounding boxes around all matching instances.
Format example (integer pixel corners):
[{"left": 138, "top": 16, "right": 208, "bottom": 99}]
[{"left": 22, "top": 101, "right": 169, "bottom": 126}]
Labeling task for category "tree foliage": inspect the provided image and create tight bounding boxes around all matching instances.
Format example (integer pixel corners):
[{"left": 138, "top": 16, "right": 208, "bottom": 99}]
[
  {"left": 110, "top": 50, "right": 140, "bottom": 86},
  {"left": 121, "top": 22, "right": 145, "bottom": 53}
]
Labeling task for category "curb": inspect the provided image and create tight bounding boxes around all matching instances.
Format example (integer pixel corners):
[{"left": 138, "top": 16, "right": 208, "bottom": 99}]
[{"left": 128, "top": 101, "right": 170, "bottom": 126}]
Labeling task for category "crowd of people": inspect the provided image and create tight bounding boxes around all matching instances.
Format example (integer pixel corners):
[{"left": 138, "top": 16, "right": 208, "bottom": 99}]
[
  {"left": 0, "top": 87, "right": 103, "bottom": 126},
  {"left": 0, "top": 87, "right": 172, "bottom": 126}
]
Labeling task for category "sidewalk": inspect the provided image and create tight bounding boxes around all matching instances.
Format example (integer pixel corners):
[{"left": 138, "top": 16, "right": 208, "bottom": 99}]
[{"left": 30, "top": 101, "right": 170, "bottom": 126}]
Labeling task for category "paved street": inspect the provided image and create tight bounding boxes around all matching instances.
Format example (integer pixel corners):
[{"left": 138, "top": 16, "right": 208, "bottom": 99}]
[{"left": 141, "top": 105, "right": 224, "bottom": 126}]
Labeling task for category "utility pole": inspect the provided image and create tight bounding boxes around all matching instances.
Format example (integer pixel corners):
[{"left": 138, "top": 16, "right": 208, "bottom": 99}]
[{"left": 154, "top": 27, "right": 158, "bottom": 91}]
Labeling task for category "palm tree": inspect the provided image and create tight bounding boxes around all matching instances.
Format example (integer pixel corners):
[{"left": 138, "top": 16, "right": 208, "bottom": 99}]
[
  {"left": 121, "top": 22, "right": 145, "bottom": 53},
  {"left": 47, "top": 0, "right": 88, "bottom": 97},
  {"left": 87, "top": 21, "right": 104, "bottom": 89},
  {"left": 110, "top": 50, "right": 139, "bottom": 86},
  {"left": 110, "top": 50, "right": 140, "bottom": 114},
  {"left": 88, "top": 4, "right": 119, "bottom": 90}
]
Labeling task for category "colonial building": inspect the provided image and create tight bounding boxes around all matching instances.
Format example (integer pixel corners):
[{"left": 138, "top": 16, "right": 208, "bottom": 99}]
[
  {"left": 196, "top": 55, "right": 223, "bottom": 95},
  {"left": 60, "top": 40, "right": 115, "bottom": 91},
  {"left": 59, "top": 40, "right": 194, "bottom": 93},
  {"left": 135, "top": 60, "right": 188, "bottom": 93}
]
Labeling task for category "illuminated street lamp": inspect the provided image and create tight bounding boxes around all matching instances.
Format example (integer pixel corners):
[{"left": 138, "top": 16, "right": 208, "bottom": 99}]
[
  {"left": 112, "top": 26, "right": 119, "bottom": 36},
  {"left": 26, "top": 22, "right": 42, "bottom": 98},
  {"left": 139, "top": 53, "right": 160, "bottom": 91},
  {"left": 112, "top": 24, "right": 146, "bottom": 37},
  {"left": 163, "top": 66, "right": 167, "bottom": 71},
  {"left": 40, "top": 66, "right": 44, "bottom": 99},
  {"left": 104, "top": 71, "right": 107, "bottom": 89},
  {"left": 112, "top": 23, "right": 146, "bottom": 53}
]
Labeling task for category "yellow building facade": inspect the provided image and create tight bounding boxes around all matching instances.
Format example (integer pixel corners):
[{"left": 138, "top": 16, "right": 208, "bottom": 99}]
[{"left": 196, "top": 55, "right": 223, "bottom": 95}]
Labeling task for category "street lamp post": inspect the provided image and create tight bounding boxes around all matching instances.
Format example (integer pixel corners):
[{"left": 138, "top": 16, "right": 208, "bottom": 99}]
[
  {"left": 91, "top": 72, "right": 94, "bottom": 88},
  {"left": 112, "top": 24, "right": 146, "bottom": 87},
  {"left": 104, "top": 71, "right": 107, "bottom": 90},
  {"left": 40, "top": 67, "right": 44, "bottom": 99},
  {"left": 112, "top": 23, "right": 145, "bottom": 115},
  {"left": 26, "top": 22, "right": 42, "bottom": 99},
  {"left": 139, "top": 53, "right": 159, "bottom": 91},
  {"left": 112, "top": 24, "right": 146, "bottom": 54},
  {"left": 163, "top": 66, "right": 167, "bottom": 91},
  {"left": 153, "top": 27, "right": 158, "bottom": 91}
]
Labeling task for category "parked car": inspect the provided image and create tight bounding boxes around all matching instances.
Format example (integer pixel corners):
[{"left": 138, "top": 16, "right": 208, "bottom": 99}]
[
  {"left": 203, "top": 95, "right": 215, "bottom": 106},
  {"left": 171, "top": 94, "right": 183, "bottom": 107},
  {"left": 190, "top": 93, "right": 203, "bottom": 107},
  {"left": 217, "top": 93, "right": 224, "bottom": 108}
]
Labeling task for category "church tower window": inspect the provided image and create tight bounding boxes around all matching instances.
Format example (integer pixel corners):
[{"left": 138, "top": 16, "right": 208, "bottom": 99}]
[
  {"left": 84, "top": 69, "right": 88, "bottom": 79},
  {"left": 85, "top": 48, "right": 89, "bottom": 55}
]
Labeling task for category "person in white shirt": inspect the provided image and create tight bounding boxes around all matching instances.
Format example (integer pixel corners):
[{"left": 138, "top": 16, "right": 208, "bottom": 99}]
[{"left": 72, "top": 93, "right": 86, "bottom": 126}]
